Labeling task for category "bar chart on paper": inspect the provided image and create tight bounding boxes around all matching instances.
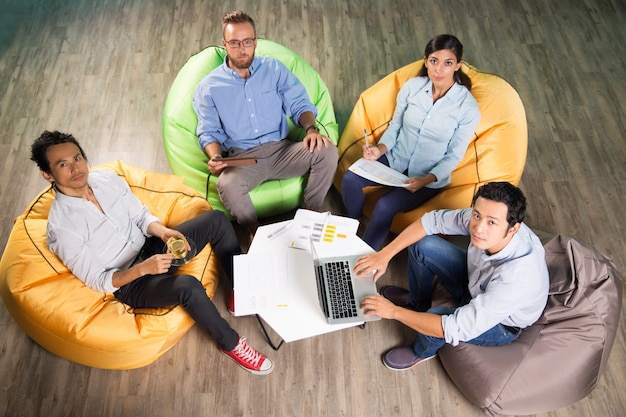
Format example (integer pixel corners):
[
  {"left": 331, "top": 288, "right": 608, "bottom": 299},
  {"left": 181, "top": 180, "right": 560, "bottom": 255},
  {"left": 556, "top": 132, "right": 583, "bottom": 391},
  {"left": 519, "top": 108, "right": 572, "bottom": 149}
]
[{"left": 292, "top": 209, "right": 359, "bottom": 248}]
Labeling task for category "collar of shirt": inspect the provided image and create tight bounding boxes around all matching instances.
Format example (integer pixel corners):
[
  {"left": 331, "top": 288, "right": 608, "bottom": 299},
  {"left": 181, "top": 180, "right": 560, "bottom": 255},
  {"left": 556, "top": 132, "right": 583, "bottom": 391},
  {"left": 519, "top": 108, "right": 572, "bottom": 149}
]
[
  {"left": 222, "top": 55, "right": 259, "bottom": 80},
  {"left": 424, "top": 78, "right": 466, "bottom": 102}
]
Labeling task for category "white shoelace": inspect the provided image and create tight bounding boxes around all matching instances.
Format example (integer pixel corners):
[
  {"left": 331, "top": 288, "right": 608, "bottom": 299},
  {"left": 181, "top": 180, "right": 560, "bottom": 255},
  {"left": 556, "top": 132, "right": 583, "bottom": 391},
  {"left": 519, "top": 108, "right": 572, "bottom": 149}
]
[{"left": 234, "top": 337, "right": 262, "bottom": 367}]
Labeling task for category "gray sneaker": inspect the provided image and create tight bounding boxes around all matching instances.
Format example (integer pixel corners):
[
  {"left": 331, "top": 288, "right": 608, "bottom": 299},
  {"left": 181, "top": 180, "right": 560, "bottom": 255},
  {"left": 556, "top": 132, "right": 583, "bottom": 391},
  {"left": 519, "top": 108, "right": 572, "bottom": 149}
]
[{"left": 382, "top": 346, "right": 437, "bottom": 371}]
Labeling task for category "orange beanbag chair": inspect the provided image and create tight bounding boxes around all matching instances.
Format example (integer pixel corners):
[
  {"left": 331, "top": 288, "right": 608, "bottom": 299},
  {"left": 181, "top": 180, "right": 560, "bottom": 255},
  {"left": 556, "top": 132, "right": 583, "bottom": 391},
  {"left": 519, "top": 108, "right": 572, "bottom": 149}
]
[
  {"left": 335, "top": 61, "right": 527, "bottom": 234},
  {"left": 0, "top": 160, "right": 220, "bottom": 369}
]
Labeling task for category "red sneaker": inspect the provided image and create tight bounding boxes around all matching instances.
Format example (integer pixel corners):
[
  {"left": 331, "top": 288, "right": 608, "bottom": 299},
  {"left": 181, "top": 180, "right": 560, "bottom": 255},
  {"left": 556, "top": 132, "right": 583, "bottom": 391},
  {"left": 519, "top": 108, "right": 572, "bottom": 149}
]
[
  {"left": 221, "top": 337, "right": 273, "bottom": 375},
  {"left": 228, "top": 291, "right": 235, "bottom": 315}
]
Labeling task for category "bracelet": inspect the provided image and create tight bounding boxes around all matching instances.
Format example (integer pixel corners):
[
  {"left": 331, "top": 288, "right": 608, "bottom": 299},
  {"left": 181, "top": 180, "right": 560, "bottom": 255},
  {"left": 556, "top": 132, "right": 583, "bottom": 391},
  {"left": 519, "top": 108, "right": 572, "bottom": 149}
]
[{"left": 305, "top": 125, "right": 320, "bottom": 133}]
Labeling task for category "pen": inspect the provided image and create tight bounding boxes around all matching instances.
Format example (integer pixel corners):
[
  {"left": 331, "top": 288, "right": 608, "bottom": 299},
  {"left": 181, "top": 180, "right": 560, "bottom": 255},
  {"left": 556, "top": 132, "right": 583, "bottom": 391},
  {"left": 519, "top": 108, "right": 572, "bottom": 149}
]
[
  {"left": 364, "top": 128, "right": 369, "bottom": 147},
  {"left": 268, "top": 221, "right": 292, "bottom": 239}
]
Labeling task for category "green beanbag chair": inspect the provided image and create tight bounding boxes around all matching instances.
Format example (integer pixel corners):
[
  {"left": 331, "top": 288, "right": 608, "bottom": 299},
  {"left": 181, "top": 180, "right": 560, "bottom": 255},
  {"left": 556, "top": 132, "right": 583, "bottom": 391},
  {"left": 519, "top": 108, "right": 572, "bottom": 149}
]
[{"left": 162, "top": 39, "right": 339, "bottom": 220}]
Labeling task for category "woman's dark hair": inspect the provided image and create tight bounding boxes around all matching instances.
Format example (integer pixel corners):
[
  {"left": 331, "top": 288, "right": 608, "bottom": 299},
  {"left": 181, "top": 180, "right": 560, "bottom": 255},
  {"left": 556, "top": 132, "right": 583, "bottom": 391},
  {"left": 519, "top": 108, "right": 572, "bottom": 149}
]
[
  {"left": 472, "top": 182, "right": 527, "bottom": 228},
  {"left": 30, "top": 130, "right": 87, "bottom": 173},
  {"left": 417, "top": 34, "right": 472, "bottom": 91}
]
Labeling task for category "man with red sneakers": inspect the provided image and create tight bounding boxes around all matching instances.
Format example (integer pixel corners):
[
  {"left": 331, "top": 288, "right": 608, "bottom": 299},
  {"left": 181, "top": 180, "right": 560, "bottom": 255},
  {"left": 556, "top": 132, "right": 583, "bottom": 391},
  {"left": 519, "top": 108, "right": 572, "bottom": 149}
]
[
  {"left": 30, "top": 131, "right": 273, "bottom": 375},
  {"left": 356, "top": 182, "right": 549, "bottom": 370}
]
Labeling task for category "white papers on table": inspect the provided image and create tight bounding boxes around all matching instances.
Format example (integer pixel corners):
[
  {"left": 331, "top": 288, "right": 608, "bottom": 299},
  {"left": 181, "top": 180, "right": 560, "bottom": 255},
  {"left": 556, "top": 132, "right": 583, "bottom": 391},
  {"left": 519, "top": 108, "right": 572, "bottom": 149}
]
[
  {"left": 347, "top": 157, "right": 410, "bottom": 187},
  {"left": 233, "top": 241, "right": 366, "bottom": 341},
  {"left": 234, "top": 210, "right": 375, "bottom": 341},
  {"left": 233, "top": 251, "right": 291, "bottom": 317}
]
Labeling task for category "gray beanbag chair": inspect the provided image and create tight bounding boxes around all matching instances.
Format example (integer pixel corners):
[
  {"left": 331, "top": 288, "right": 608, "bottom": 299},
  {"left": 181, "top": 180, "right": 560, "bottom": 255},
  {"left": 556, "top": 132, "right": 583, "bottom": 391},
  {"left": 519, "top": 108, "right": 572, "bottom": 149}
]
[{"left": 438, "top": 235, "right": 622, "bottom": 415}]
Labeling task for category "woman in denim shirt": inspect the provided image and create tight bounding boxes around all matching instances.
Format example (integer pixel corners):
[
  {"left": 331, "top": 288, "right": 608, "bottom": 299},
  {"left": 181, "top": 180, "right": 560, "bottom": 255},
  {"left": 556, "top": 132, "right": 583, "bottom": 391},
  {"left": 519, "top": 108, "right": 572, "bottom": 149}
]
[{"left": 341, "top": 34, "right": 480, "bottom": 250}]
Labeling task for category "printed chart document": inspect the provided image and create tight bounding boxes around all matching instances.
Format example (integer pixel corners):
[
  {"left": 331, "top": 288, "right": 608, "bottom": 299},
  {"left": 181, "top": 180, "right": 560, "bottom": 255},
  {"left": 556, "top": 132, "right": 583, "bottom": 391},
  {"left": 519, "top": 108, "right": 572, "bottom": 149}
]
[
  {"left": 249, "top": 209, "right": 360, "bottom": 253},
  {"left": 348, "top": 158, "right": 410, "bottom": 187}
]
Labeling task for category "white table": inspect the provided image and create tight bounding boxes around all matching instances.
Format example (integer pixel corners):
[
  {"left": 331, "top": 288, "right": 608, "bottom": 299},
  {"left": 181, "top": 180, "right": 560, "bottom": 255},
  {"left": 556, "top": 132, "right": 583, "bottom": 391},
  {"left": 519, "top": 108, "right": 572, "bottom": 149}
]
[{"left": 233, "top": 212, "right": 375, "bottom": 347}]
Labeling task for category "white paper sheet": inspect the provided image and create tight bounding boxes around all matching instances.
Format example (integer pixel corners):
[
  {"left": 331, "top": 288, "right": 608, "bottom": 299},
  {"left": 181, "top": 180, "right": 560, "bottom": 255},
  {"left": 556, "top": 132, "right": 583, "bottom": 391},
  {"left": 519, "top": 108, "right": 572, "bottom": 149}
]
[
  {"left": 347, "top": 157, "right": 410, "bottom": 187},
  {"left": 233, "top": 252, "right": 290, "bottom": 316}
]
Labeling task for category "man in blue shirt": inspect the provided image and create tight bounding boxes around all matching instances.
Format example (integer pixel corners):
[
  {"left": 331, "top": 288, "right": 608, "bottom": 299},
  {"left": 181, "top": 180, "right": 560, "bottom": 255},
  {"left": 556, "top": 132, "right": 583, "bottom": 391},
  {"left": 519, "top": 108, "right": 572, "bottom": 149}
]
[
  {"left": 31, "top": 131, "right": 274, "bottom": 375},
  {"left": 355, "top": 182, "right": 549, "bottom": 370},
  {"left": 193, "top": 10, "right": 338, "bottom": 236}
]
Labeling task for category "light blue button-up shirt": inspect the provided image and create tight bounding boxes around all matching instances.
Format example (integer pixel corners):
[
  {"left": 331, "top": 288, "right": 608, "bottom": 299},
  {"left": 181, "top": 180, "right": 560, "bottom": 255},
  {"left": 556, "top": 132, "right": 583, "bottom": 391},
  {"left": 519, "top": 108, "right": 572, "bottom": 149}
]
[
  {"left": 193, "top": 55, "right": 317, "bottom": 152},
  {"left": 421, "top": 208, "right": 549, "bottom": 345},
  {"left": 378, "top": 76, "right": 480, "bottom": 188},
  {"left": 46, "top": 170, "right": 160, "bottom": 294}
]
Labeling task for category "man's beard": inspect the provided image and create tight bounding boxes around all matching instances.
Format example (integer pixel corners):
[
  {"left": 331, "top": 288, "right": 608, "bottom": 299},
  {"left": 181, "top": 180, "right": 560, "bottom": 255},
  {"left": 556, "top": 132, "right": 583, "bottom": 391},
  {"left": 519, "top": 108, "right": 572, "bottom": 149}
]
[{"left": 228, "top": 52, "right": 254, "bottom": 70}]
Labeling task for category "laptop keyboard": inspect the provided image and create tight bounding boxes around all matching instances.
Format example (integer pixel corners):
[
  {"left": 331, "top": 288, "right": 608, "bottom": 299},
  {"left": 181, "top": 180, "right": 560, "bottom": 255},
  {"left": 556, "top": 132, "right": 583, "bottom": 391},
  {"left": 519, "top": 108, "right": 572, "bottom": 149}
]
[{"left": 324, "top": 260, "right": 358, "bottom": 319}]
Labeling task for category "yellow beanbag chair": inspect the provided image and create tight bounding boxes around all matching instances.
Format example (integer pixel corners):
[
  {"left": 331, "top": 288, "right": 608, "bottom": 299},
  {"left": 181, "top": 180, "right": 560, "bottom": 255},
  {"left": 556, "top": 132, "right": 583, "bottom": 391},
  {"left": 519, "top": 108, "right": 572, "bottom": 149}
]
[
  {"left": 335, "top": 61, "right": 527, "bottom": 233},
  {"left": 0, "top": 160, "right": 220, "bottom": 370}
]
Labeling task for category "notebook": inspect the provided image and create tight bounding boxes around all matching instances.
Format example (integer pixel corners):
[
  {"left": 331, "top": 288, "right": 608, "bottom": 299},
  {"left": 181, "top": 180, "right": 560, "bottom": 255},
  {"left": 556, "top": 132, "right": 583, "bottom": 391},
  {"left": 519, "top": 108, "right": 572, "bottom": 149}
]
[{"left": 311, "top": 239, "right": 381, "bottom": 324}]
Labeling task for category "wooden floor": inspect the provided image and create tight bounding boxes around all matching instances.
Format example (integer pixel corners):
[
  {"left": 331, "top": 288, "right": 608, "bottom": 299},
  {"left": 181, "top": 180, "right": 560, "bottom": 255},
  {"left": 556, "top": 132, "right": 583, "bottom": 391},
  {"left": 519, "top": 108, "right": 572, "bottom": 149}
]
[{"left": 1, "top": 0, "right": 625, "bottom": 416}]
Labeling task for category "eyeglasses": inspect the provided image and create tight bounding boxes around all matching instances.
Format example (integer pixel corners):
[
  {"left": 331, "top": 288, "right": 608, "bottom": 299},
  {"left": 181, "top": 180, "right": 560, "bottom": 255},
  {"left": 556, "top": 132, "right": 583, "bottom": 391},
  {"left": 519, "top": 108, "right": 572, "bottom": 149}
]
[{"left": 224, "top": 38, "right": 256, "bottom": 48}]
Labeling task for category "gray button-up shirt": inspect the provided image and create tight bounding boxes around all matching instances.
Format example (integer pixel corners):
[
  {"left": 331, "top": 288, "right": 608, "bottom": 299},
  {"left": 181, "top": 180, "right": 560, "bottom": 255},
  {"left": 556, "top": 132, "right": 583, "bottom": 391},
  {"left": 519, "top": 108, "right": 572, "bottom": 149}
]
[{"left": 421, "top": 208, "right": 549, "bottom": 345}]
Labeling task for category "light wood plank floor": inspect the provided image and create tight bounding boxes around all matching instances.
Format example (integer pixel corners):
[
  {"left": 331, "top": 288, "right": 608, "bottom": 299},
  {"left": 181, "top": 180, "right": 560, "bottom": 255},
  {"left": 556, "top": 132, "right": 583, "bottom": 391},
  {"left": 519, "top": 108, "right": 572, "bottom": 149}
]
[{"left": 0, "top": 0, "right": 624, "bottom": 416}]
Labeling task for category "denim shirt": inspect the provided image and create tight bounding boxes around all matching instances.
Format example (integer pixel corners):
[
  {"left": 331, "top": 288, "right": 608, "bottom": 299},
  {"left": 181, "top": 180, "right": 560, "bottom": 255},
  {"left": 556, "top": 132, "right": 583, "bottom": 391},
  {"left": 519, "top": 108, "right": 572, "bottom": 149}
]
[
  {"left": 193, "top": 55, "right": 317, "bottom": 152},
  {"left": 421, "top": 208, "right": 549, "bottom": 345},
  {"left": 46, "top": 170, "right": 160, "bottom": 294},
  {"left": 378, "top": 77, "right": 480, "bottom": 188}
]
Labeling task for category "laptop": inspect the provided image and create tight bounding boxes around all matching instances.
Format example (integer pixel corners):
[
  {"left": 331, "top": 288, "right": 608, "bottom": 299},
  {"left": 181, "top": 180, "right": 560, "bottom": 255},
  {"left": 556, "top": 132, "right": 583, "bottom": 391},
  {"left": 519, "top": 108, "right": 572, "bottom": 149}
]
[{"left": 311, "top": 239, "right": 381, "bottom": 324}]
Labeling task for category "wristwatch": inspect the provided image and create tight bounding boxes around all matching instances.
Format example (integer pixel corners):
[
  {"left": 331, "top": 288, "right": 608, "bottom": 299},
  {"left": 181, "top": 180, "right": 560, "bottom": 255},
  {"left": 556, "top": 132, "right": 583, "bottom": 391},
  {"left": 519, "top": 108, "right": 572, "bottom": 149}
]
[{"left": 305, "top": 125, "right": 320, "bottom": 133}]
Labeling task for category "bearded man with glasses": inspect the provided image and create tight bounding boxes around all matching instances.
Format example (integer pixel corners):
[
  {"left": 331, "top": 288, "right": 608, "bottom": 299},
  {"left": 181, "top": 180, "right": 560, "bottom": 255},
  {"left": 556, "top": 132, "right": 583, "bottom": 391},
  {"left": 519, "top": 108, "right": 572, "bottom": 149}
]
[{"left": 192, "top": 10, "right": 338, "bottom": 241}]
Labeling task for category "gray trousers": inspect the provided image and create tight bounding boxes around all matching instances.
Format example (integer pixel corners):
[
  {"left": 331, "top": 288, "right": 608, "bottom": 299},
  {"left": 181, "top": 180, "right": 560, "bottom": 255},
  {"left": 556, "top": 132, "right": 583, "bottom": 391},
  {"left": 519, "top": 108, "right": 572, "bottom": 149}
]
[{"left": 217, "top": 139, "right": 338, "bottom": 226}]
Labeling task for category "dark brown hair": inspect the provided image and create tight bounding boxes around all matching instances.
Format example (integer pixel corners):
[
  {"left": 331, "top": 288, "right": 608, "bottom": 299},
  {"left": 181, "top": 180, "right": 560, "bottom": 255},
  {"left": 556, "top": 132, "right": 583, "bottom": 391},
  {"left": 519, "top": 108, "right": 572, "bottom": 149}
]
[
  {"left": 417, "top": 34, "right": 472, "bottom": 91},
  {"left": 222, "top": 10, "right": 256, "bottom": 38},
  {"left": 30, "top": 130, "right": 88, "bottom": 173}
]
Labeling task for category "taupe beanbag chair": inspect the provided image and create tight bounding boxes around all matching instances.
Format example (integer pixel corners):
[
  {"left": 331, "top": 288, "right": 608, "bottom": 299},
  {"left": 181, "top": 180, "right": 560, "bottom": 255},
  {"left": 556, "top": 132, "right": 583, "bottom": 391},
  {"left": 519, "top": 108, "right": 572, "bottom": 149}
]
[{"left": 438, "top": 235, "right": 622, "bottom": 415}]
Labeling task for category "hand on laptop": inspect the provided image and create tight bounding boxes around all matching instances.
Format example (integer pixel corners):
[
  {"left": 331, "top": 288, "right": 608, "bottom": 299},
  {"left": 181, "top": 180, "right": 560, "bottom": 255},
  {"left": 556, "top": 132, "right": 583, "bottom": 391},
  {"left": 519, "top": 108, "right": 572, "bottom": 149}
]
[
  {"left": 360, "top": 294, "right": 395, "bottom": 319},
  {"left": 353, "top": 252, "right": 390, "bottom": 282}
]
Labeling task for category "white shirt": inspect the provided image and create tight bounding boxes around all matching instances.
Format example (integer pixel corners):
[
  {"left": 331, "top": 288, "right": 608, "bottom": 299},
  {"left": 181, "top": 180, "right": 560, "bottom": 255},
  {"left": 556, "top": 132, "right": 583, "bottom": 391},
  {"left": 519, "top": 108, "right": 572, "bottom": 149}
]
[{"left": 46, "top": 170, "right": 160, "bottom": 293}]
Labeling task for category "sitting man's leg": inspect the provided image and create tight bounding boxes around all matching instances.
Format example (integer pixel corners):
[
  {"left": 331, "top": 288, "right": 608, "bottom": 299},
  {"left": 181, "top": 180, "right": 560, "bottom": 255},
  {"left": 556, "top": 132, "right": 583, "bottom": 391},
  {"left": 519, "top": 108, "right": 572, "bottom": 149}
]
[
  {"left": 174, "top": 208, "right": 241, "bottom": 314},
  {"left": 382, "top": 235, "right": 468, "bottom": 312},
  {"left": 268, "top": 139, "right": 338, "bottom": 211},
  {"left": 217, "top": 161, "right": 267, "bottom": 230},
  {"left": 385, "top": 305, "right": 522, "bottom": 371},
  {"left": 173, "top": 210, "right": 242, "bottom": 280},
  {"left": 398, "top": 306, "right": 521, "bottom": 370},
  {"left": 114, "top": 272, "right": 273, "bottom": 375}
]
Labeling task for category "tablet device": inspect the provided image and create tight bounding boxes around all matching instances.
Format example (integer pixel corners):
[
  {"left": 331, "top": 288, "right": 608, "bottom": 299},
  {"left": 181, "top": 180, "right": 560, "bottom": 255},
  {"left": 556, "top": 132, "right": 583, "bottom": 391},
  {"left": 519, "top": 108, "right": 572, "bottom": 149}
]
[{"left": 213, "top": 156, "right": 257, "bottom": 166}]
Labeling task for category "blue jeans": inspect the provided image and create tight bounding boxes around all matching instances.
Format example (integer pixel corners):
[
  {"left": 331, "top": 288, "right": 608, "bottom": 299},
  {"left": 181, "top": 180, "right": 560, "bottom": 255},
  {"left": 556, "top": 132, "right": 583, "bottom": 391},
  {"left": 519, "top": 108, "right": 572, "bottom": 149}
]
[
  {"left": 407, "top": 236, "right": 521, "bottom": 358},
  {"left": 341, "top": 155, "right": 441, "bottom": 250}
]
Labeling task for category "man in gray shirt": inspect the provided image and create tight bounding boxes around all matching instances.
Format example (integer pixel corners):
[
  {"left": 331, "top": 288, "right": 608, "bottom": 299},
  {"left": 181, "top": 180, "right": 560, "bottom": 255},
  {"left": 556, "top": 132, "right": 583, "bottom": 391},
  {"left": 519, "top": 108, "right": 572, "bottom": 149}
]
[
  {"left": 30, "top": 130, "right": 273, "bottom": 375},
  {"left": 356, "top": 182, "right": 549, "bottom": 370}
]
